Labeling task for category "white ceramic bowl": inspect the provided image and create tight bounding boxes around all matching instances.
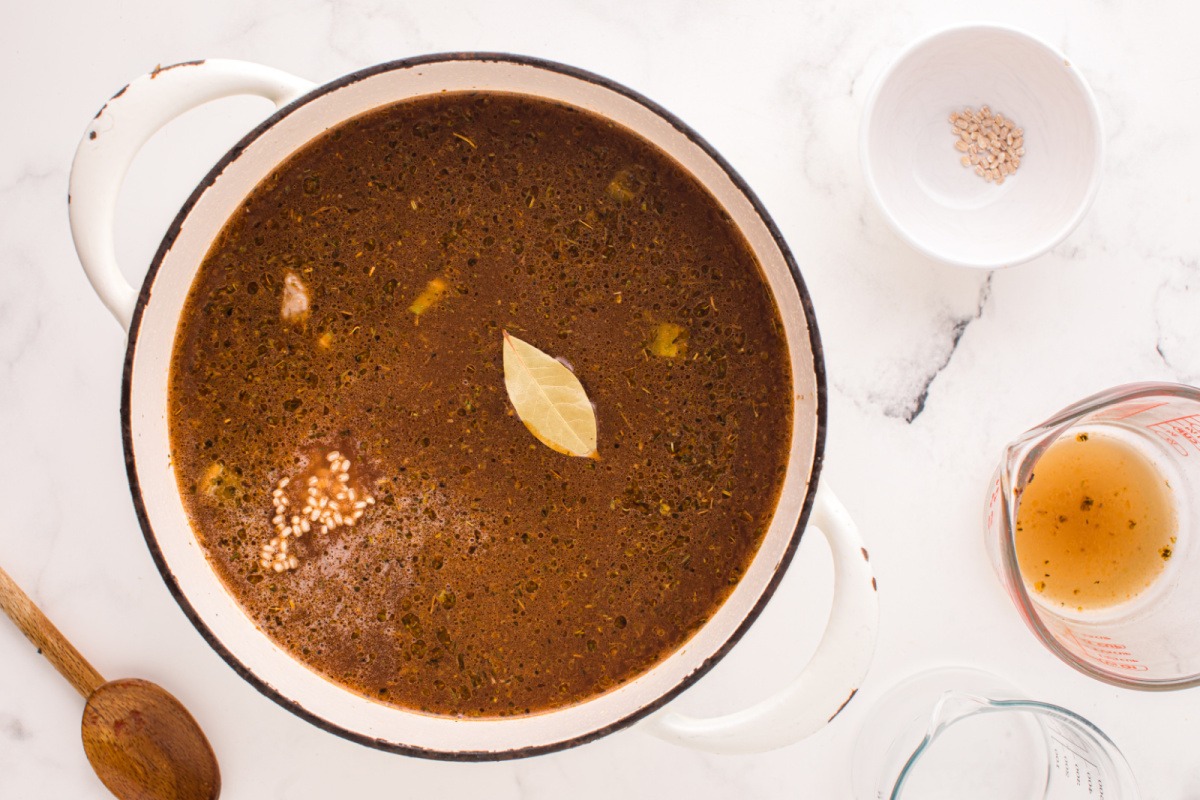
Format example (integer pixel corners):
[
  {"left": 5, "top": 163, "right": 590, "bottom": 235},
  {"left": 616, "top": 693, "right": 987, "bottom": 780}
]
[{"left": 861, "top": 24, "right": 1103, "bottom": 269}]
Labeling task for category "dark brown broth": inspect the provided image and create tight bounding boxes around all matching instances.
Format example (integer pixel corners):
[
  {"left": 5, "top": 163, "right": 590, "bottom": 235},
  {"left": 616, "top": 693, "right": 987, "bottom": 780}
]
[{"left": 169, "top": 92, "right": 793, "bottom": 717}]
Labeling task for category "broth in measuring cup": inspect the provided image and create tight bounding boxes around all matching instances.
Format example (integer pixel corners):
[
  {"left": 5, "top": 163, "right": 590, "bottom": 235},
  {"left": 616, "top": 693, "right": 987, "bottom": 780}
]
[{"left": 1015, "top": 430, "right": 1178, "bottom": 612}]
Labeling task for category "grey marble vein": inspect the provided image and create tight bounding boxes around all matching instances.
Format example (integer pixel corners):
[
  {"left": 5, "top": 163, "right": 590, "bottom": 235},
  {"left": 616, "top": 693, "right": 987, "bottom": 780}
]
[
  {"left": 904, "top": 272, "right": 993, "bottom": 423},
  {"left": 1154, "top": 257, "right": 1200, "bottom": 382}
]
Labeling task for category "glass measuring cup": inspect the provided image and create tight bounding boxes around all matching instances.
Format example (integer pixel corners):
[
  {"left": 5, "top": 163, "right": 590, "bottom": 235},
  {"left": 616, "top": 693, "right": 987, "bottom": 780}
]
[
  {"left": 851, "top": 668, "right": 1139, "bottom": 799},
  {"left": 986, "top": 383, "right": 1200, "bottom": 687}
]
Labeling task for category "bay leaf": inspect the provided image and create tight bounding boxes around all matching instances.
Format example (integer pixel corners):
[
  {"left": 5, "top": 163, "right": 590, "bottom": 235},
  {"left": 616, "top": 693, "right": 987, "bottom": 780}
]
[{"left": 502, "top": 331, "right": 597, "bottom": 458}]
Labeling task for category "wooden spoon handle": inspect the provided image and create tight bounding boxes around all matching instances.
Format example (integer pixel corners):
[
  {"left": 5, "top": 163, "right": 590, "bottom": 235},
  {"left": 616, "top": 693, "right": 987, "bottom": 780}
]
[{"left": 0, "top": 566, "right": 105, "bottom": 698}]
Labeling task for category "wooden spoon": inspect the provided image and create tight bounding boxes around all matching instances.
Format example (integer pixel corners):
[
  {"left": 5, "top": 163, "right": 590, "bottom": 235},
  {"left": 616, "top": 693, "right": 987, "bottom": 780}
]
[{"left": 0, "top": 565, "right": 220, "bottom": 799}]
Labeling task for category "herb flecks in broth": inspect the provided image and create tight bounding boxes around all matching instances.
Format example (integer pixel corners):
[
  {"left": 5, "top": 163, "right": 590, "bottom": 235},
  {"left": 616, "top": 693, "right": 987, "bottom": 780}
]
[
  {"left": 501, "top": 331, "right": 598, "bottom": 459},
  {"left": 169, "top": 92, "right": 792, "bottom": 717}
]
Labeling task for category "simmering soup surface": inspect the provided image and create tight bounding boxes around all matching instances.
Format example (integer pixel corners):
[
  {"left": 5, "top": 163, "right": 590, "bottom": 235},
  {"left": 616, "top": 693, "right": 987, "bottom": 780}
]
[{"left": 169, "top": 92, "right": 793, "bottom": 717}]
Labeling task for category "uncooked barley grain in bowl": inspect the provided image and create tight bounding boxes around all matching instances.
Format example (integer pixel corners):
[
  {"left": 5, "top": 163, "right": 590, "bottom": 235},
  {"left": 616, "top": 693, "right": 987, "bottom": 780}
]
[{"left": 950, "top": 105, "right": 1025, "bottom": 185}]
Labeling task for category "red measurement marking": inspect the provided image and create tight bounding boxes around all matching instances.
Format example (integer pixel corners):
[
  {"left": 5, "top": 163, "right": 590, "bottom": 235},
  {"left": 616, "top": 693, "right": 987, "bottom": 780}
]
[
  {"left": 986, "top": 476, "right": 1002, "bottom": 530},
  {"left": 1092, "top": 400, "right": 1169, "bottom": 421},
  {"left": 1061, "top": 629, "right": 1148, "bottom": 672},
  {"left": 1147, "top": 413, "right": 1200, "bottom": 457}
]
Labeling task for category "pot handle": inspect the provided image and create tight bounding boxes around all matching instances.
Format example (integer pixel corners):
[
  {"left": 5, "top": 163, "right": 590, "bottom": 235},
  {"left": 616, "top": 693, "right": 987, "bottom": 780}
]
[
  {"left": 640, "top": 483, "right": 878, "bottom": 753},
  {"left": 69, "top": 60, "right": 315, "bottom": 331}
]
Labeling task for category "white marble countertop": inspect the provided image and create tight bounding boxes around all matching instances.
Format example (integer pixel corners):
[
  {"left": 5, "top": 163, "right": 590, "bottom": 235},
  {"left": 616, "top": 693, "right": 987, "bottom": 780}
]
[{"left": 3, "top": 0, "right": 1199, "bottom": 797}]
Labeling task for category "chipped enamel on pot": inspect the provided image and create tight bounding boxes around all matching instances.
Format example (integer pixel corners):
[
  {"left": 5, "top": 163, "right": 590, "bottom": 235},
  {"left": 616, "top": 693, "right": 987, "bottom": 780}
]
[{"left": 69, "top": 56, "right": 878, "bottom": 759}]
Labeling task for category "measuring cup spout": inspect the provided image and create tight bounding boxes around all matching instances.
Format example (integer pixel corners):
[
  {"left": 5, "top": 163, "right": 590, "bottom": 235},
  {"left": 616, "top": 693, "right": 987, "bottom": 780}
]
[
  {"left": 1000, "top": 427, "right": 1056, "bottom": 491},
  {"left": 996, "top": 424, "right": 1069, "bottom": 538},
  {"left": 926, "top": 691, "right": 989, "bottom": 738}
]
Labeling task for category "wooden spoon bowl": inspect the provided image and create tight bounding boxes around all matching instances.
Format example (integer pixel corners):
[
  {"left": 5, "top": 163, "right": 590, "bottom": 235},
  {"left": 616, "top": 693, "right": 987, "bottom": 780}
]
[
  {"left": 0, "top": 566, "right": 220, "bottom": 799},
  {"left": 83, "top": 679, "right": 220, "bottom": 800}
]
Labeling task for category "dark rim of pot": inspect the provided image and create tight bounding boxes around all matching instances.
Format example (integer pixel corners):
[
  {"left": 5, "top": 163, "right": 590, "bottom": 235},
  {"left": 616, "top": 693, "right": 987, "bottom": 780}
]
[{"left": 119, "top": 52, "right": 828, "bottom": 761}]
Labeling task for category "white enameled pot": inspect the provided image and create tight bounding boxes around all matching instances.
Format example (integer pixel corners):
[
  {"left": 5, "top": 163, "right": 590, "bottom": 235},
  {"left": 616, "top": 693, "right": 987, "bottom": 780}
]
[{"left": 69, "top": 56, "right": 878, "bottom": 759}]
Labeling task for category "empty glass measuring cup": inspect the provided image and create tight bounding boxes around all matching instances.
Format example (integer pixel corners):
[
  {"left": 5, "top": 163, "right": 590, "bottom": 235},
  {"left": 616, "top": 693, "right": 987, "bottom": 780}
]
[
  {"left": 851, "top": 668, "right": 1139, "bottom": 799},
  {"left": 986, "top": 382, "right": 1200, "bottom": 687}
]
